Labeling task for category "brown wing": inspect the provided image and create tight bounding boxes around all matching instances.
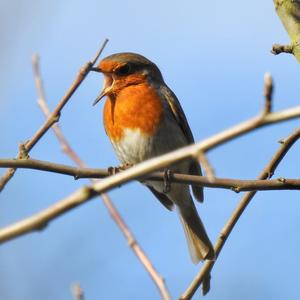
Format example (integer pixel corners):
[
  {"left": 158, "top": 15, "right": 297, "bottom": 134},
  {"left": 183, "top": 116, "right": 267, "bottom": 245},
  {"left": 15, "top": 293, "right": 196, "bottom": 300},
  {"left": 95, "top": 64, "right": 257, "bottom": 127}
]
[
  {"left": 160, "top": 85, "right": 195, "bottom": 143},
  {"left": 160, "top": 85, "right": 204, "bottom": 202}
]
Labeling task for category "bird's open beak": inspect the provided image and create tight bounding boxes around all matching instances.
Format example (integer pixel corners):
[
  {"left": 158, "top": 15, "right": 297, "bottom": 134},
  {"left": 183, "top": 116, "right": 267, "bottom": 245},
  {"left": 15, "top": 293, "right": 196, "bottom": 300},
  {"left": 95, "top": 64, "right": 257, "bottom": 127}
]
[{"left": 91, "top": 67, "right": 114, "bottom": 106}]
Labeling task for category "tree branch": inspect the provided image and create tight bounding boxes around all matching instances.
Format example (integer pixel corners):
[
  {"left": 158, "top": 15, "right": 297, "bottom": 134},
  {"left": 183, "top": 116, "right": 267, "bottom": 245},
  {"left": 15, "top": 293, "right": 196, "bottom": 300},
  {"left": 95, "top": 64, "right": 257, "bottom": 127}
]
[
  {"left": 273, "top": 0, "right": 300, "bottom": 63},
  {"left": 31, "top": 54, "right": 171, "bottom": 300},
  {"left": 180, "top": 126, "right": 300, "bottom": 300},
  {"left": 0, "top": 39, "right": 108, "bottom": 192},
  {"left": 1, "top": 158, "right": 300, "bottom": 192}
]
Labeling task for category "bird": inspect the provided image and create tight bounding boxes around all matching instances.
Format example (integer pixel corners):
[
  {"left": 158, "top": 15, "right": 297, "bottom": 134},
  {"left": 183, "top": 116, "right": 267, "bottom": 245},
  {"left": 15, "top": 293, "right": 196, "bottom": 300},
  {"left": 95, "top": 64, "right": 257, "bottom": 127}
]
[{"left": 92, "top": 52, "right": 214, "bottom": 263}]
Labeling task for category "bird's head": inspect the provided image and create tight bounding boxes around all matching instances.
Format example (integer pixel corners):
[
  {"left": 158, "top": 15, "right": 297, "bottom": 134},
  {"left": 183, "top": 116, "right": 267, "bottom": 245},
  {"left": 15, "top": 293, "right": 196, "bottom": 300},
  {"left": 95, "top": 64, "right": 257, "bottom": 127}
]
[{"left": 92, "top": 52, "right": 163, "bottom": 105}]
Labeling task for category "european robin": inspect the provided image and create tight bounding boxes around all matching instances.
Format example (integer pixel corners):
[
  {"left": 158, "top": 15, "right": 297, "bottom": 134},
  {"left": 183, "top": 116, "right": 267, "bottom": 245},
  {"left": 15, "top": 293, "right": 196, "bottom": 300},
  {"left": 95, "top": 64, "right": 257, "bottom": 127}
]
[{"left": 93, "top": 52, "right": 214, "bottom": 263}]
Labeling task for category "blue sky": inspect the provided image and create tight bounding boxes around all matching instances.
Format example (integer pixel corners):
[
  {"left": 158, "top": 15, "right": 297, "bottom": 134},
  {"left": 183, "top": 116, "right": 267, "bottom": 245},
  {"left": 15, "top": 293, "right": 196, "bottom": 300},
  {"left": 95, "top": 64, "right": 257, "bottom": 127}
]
[{"left": 1, "top": 1, "right": 300, "bottom": 299}]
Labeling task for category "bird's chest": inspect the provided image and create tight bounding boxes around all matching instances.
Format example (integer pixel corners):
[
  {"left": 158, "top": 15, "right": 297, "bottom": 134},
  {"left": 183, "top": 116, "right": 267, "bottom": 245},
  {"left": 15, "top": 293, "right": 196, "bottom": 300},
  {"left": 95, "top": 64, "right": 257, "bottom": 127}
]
[
  {"left": 111, "top": 128, "right": 154, "bottom": 164},
  {"left": 103, "top": 83, "right": 163, "bottom": 163}
]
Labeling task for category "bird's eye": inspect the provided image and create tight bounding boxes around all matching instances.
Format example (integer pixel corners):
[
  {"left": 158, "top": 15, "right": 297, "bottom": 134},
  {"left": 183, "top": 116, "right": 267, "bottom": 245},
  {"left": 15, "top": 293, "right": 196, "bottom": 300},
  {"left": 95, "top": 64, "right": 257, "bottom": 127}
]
[{"left": 115, "top": 64, "right": 131, "bottom": 76}]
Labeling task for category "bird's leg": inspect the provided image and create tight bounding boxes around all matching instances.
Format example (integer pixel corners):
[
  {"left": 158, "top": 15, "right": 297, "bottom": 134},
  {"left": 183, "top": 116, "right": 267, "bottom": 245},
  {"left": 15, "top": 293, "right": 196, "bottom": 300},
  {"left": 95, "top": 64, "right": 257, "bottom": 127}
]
[
  {"left": 107, "top": 166, "right": 120, "bottom": 176},
  {"left": 163, "top": 169, "right": 172, "bottom": 194},
  {"left": 107, "top": 163, "right": 133, "bottom": 176}
]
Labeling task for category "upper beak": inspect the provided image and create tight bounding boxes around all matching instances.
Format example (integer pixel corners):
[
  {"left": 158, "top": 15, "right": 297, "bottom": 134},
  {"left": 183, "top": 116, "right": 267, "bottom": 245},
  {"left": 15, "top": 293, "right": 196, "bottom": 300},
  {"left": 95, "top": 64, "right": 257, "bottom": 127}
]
[{"left": 91, "top": 67, "right": 113, "bottom": 106}]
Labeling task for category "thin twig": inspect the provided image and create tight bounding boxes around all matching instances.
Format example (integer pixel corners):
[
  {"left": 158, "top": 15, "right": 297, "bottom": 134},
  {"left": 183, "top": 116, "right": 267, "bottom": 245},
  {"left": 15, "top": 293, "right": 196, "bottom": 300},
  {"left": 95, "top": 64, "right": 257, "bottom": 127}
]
[
  {"left": 2, "top": 158, "right": 300, "bottom": 192},
  {"left": 180, "top": 126, "right": 300, "bottom": 300},
  {"left": 0, "top": 39, "right": 108, "bottom": 192},
  {"left": 32, "top": 55, "right": 171, "bottom": 300},
  {"left": 32, "top": 55, "right": 88, "bottom": 167},
  {"left": 201, "top": 105, "right": 300, "bottom": 152}
]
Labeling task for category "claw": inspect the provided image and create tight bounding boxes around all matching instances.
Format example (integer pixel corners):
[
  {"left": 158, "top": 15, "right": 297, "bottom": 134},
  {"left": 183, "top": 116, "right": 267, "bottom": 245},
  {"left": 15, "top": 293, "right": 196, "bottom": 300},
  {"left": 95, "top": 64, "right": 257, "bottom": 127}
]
[
  {"left": 107, "top": 166, "right": 120, "bottom": 176},
  {"left": 163, "top": 169, "right": 172, "bottom": 194}
]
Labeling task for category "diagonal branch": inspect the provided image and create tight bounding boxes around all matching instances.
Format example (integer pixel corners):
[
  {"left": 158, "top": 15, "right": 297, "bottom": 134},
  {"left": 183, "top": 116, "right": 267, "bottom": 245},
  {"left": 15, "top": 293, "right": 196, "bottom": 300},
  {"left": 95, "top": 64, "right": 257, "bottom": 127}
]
[
  {"left": 201, "top": 105, "right": 300, "bottom": 152},
  {"left": 0, "top": 39, "right": 108, "bottom": 192},
  {"left": 179, "top": 126, "right": 300, "bottom": 300},
  {"left": 32, "top": 55, "right": 171, "bottom": 300}
]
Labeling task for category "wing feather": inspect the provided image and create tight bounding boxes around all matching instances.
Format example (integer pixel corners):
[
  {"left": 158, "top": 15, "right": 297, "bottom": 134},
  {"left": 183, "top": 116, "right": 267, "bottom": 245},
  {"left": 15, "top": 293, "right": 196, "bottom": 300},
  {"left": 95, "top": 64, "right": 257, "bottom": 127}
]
[{"left": 159, "top": 85, "right": 204, "bottom": 202}]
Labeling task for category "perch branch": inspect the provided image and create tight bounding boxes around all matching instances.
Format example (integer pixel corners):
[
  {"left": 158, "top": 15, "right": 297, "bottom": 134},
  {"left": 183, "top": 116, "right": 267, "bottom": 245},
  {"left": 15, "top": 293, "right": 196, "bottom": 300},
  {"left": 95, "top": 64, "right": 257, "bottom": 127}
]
[
  {"left": 32, "top": 55, "right": 171, "bottom": 300},
  {"left": 180, "top": 126, "right": 300, "bottom": 300},
  {"left": 2, "top": 158, "right": 300, "bottom": 192},
  {"left": 0, "top": 39, "right": 108, "bottom": 192}
]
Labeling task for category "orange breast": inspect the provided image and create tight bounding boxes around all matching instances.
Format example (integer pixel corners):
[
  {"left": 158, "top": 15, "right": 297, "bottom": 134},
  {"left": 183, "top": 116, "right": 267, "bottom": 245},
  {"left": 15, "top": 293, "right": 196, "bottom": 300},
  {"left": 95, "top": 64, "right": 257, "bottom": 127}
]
[{"left": 103, "top": 82, "right": 163, "bottom": 141}]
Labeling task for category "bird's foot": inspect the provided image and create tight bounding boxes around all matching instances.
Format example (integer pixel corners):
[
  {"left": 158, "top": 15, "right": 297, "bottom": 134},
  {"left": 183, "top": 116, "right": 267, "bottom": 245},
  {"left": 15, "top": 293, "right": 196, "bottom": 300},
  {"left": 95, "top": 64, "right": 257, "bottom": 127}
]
[
  {"left": 163, "top": 169, "right": 172, "bottom": 193},
  {"left": 107, "top": 163, "right": 133, "bottom": 176}
]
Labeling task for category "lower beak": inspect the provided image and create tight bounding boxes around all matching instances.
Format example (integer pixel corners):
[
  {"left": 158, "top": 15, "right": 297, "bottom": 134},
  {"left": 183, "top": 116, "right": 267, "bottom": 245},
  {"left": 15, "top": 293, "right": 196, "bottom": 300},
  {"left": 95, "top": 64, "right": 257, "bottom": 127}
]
[
  {"left": 92, "top": 73, "right": 113, "bottom": 106},
  {"left": 93, "top": 88, "right": 109, "bottom": 106}
]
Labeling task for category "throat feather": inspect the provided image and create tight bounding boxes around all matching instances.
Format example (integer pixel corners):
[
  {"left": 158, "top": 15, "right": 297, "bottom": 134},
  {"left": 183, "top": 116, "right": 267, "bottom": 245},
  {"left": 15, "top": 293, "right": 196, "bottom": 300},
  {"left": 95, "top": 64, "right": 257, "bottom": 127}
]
[{"left": 103, "top": 83, "right": 163, "bottom": 141}]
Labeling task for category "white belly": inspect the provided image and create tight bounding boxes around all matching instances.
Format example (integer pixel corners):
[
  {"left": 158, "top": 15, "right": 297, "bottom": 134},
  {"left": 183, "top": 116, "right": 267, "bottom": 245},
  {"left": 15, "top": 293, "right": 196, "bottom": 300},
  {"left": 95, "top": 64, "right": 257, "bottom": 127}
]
[{"left": 111, "top": 128, "right": 153, "bottom": 164}]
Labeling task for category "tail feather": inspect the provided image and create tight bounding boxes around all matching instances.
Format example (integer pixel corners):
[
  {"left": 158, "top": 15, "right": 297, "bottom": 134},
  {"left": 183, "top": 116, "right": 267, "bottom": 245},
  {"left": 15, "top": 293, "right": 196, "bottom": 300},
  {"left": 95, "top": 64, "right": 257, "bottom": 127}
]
[{"left": 179, "top": 202, "right": 214, "bottom": 263}]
